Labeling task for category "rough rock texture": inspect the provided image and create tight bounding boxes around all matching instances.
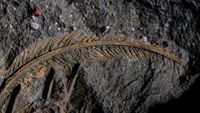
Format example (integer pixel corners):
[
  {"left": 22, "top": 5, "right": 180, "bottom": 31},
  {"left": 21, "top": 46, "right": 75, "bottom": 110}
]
[{"left": 0, "top": 0, "right": 200, "bottom": 113}]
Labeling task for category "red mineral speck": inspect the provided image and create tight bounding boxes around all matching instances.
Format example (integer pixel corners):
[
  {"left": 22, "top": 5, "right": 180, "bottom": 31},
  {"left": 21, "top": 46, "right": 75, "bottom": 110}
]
[{"left": 33, "top": 7, "right": 41, "bottom": 17}]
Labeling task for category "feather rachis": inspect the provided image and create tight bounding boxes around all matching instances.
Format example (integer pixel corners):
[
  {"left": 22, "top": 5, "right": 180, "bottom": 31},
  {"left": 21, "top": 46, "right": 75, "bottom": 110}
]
[{"left": 0, "top": 32, "right": 182, "bottom": 109}]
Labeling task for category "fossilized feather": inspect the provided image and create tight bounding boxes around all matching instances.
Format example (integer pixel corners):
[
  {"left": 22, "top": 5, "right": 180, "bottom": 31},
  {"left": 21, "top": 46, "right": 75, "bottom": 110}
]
[{"left": 0, "top": 32, "right": 181, "bottom": 112}]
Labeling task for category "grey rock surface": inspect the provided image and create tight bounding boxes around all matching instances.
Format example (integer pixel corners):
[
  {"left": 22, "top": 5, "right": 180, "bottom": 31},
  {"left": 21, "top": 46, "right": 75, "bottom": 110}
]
[{"left": 0, "top": 0, "right": 200, "bottom": 113}]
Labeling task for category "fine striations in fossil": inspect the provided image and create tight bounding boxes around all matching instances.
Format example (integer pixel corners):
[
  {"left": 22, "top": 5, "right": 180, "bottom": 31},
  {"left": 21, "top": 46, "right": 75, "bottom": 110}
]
[{"left": 0, "top": 32, "right": 182, "bottom": 113}]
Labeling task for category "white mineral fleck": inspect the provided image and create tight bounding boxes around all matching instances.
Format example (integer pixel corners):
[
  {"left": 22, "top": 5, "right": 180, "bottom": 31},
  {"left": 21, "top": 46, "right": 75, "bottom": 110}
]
[
  {"left": 132, "top": 27, "right": 135, "bottom": 31},
  {"left": 102, "top": 26, "right": 110, "bottom": 33},
  {"left": 106, "top": 26, "right": 110, "bottom": 30},
  {"left": 142, "top": 36, "right": 148, "bottom": 42},
  {"left": 31, "top": 22, "right": 40, "bottom": 30},
  {"left": 10, "top": 24, "right": 13, "bottom": 29},
  {"left": 32, "top": 15, "right": 36, "bottom": 20}
]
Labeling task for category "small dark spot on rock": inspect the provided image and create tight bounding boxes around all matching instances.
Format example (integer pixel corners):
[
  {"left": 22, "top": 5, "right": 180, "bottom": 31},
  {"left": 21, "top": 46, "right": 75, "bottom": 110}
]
[
  {"left": 109, "top": 1, "right": 113, "bottom": 5},
  {"left": 13, "top": 1, "right": 19, "bottom": 7},
  {"left": 179, "top": 76, "right": 188, "bottom": 84},
  {"left": 124, "top": 0, "right": 133, "bottom": 4},
  {"left": 3, "top": 8, "right": 7, "bottom": 14},
  {"left": 99, "top": 26, "right": 106, "bottom": 33},
  {"left": 67, "top": 0, "right": 74, "bottom": 5},
  {"left": 162, "top": 41, "right": 168, "bottom": 47},
  {"left": 68, "top": 26, "right": 74, "bottom": 32}
]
